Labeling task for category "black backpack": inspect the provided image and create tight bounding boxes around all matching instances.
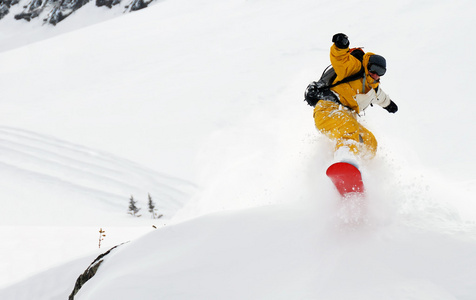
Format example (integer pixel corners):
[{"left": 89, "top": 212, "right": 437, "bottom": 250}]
[{"left": 304, "top": 48, "right": 365, "bottom": 107}]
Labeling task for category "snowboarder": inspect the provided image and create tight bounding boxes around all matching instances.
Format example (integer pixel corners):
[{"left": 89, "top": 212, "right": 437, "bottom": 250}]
[{"left": 313, "top": 33, "right": 398, "bottom": 167}]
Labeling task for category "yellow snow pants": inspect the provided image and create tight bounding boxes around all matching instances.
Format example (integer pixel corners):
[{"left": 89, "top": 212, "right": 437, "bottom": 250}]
[{"left": 313, "top": 100, "right": 377, "bottom": 158}]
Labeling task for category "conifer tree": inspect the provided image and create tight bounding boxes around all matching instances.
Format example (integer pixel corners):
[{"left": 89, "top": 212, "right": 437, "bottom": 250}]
[
  {"left": 128, "top": 195, "right": 141, "bottom": 217},
  {"left": 148, "top": 193, "right": 163, "bottom": 219},
  {"left": 147, "top": 193, "right": 156, "bottom": 219}
]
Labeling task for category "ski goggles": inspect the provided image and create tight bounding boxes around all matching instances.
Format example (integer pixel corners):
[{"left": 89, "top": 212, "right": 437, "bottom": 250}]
[{"left": 368, "top": 64, "right": 386, "bottom": 76}]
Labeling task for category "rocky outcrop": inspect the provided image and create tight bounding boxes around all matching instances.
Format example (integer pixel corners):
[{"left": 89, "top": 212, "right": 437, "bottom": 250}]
[
  {"left": 12, "top": 0, "right": 90, "bottom": 25},
  {"left": 96, "top": 0, "right": 120, "bottom": 9},
  {"left": 0, "top": 0, "right": 19, "bottom": 19},
  {"left": 0, "top": 0, "right": 154, "bottom": 25},
  {"left": 69, "top": 242, "right": 127, "bottom": 300}
]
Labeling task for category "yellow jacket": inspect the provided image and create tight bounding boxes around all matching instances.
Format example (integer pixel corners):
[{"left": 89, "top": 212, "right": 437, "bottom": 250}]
[{"left": 329, "top": 45, "right": 380, "bottom": 113}]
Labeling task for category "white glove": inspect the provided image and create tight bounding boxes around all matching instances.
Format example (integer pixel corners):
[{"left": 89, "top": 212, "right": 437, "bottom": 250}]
[
  {"left": 353, "top": 87, "right": 391, "bottom": 111},
  {"left": 374, "top": 87, "right": 391, "bottom": 108},
  {"left": 354, "top": 89, "right": 377, "bottom": 111}
]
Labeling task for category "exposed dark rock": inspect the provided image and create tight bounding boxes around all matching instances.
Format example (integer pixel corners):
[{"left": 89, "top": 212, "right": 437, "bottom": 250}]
[
  {"left": 96, "top": 0, "right": 120, "bottom": 9},
  {"left": 13, "top": 0, "right": 47, "bottom": 22},
  {"left": 124, "top": 0, "right": 152, "bottom": 12},
  {"left": 68, "top": 242, "right": 127, "bottom": 300},
  {"left": 129, "top": 0, "right": 146, "bottom": 11},
  {"left": 42, "top": 0, "right": 91, "bottom": 25},
  {"left": 0, "top": 0, "right": 20, "bottom": 20},
  {"left": 1, "top": 0, "right": 154, "bottom": 25}
]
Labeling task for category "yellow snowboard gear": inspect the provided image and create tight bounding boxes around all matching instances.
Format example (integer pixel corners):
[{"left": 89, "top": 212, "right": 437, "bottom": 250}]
[
  {"left": 313, "top": 99, "right": 377, "bottom": 158},
  {"left": 329, "top": 45, "right": 380, "bottom": 114},
  {"left": 313, "top": 44, "right": 382, "bottom": 158}
]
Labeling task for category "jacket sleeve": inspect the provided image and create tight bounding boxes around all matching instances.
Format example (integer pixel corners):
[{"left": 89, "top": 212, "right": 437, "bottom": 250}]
[{"left": 330, "top": 44, "right": 362, "bottom": 82}]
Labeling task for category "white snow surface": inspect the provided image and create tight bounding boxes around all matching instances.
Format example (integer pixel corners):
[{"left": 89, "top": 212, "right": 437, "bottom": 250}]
[{"left": 0, "top": 0, "right": 476, "bottom": 299}]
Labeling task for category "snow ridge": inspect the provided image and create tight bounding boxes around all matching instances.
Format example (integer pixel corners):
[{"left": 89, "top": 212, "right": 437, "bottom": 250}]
[{"left": 0, "top": 126, "right": 195, "bottom": 225}]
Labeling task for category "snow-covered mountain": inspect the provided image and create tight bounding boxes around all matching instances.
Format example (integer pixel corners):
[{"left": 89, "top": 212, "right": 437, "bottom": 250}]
[
  {"left": 0, "top": 0, "right": 475, "bottom": 299},
  {"left": 0, "top": 0, "right": 151, "bottom": 25},
  {"left": 0, "top": 0, "right": 156, "bottom": 52}
]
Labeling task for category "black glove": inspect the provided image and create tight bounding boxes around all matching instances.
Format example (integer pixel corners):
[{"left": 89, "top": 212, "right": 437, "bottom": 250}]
[
  {"left": 383, "top": 100, "right": 398, "bottom": 113},
  {"left": 332, "top": 33, "right": 349, "bottom": 49}
]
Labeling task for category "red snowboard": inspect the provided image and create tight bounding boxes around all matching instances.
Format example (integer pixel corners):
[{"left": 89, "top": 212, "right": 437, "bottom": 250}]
[{"left": 326, "top": 162, "right": 364, "bottom": 197}]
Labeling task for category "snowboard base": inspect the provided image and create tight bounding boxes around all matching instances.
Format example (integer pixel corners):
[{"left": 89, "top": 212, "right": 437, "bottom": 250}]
[{"left": 326, "top": 162, "right": 364, "bottom": 197}]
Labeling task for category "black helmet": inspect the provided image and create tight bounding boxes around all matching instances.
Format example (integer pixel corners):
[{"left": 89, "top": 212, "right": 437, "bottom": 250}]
[{"left": 368, "top": 55, "right": 386, "bottom": 76}]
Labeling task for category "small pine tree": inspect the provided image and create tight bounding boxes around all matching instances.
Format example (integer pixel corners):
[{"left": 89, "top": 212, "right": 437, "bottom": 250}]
[
  {"left": 147, "top": 193, "right": 156, "bottom": 219},
  {"left": 147, "top": 193, "right": 163, "bottom": 219},
  {"left": 128, "top": 195, "right": 141, "bottom": 217}
]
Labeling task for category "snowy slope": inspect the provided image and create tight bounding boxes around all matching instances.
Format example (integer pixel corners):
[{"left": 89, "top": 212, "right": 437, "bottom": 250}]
[
  {"left": 0, "top": 0, "right": 475, "bottom": 298},
  {"left": 0, "top": 126, "right": 194, "bottom": 225},
  {"left": 0, "top": 126, "right": 195, "bottom": 287},
  {"left": 74, "top": 206, "right": 476, "bottom": 300},
  {"left": 0, "top": 0, "right": 131, "bottom": 52}
]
